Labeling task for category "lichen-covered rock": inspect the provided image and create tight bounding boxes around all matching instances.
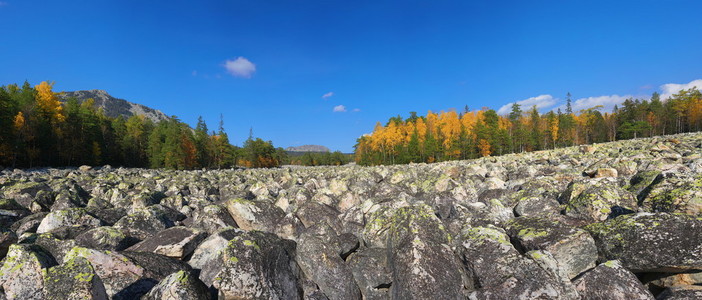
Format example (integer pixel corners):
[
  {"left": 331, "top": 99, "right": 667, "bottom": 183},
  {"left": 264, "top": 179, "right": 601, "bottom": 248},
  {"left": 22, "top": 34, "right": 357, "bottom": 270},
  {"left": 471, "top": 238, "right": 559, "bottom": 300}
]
[
  {"left": 365, "top": 204, "right": 470, "bottom": 299},
  {"left": 10, "top": 212, "right": 47, "bottom": 236},
  {"left": 187, "top": 228, "right": 240, "bottom": 286},
  {"left": 213, "top": 231, "right": 301, "bottom": 299},
  {"left": 0, "top": 244, "right": 55, "bottom": 300},
  {"left": 184, "top": 204, "right": 237, "bottom": 234},
  {"left": 34, "top": 233, "right": 77, "bottom": 263},
  {"left": 189, "top": 228, "right": 301, "bottom": 299},
  {"left": 296, "top": 230, "right": 361, "bottom": 300},
  {"left": 0, "top": 230, "right": 17, "bottom": 260},
  {"left": 223, "top": 198, "right": 286, "bottom": 233},
  {"left": 656, "top": 285, "right": 702, "bottom": 300},
  {"left": 346, "top": 247, "right": 392, "bottom": 300},
  {"left": 63, "top": 246, "right": 146, "bottom": 299},
  {"left": 127, "top": 226, "right": 206, "bottom": 260},
  {"left": 638, "top": 173, "right": 702, "bottom": 215},
  {"left": 114, "top": 206, "right": 175, "bottom": 241},
  {"left": 586, "top": 213, "right": 702, "bottom": 272},
  {"left": 42, "top": 256, "right": 108, "bottom": 300},
  {"left": 460, "top": 225, "right": 575, "bottom": 299},
  {"left": 505, "top": 216, "right": 597, "bottom": 279},
  {"left": 75, "top": 226, "right": 135, "bottom": 251},
  {"left": 2, "top": 181, "right": 54, "bottom": 212},
  {"left": 573, "top": 260, "right": 654, "bottom": 300},
  {"left": 561, "top": 178, "right": 638, "bottom": 222},
  {"left": 141, "top": 270, "right": 211, "bottom": 300},
  {"left": 36, "top": 208, "right": 102, "bottom": 234}
]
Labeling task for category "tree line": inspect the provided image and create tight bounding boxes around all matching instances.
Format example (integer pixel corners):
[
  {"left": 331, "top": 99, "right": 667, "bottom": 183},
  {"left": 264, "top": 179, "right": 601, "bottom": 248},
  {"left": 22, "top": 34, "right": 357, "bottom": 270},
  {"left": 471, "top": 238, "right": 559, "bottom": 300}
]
[
  {"left": 355, "top": 89, "right": 702, "bottom": 165},
  {"left": 0, "top": 81, "right": 287, "bottom": 169}
]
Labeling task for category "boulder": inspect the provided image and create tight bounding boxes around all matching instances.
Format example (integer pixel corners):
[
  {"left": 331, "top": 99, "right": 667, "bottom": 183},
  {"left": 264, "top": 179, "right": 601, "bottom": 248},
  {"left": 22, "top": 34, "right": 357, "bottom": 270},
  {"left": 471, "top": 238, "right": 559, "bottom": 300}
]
[
  {"left": 572, "top": 260, "right": 654, "bottom": 300},
  {"left": 42, "top": 256, "right": 108, "bottom": 300},
  {"left": 0, "top": 229, "right": 17, "bottom": 259},
  {"left": 656, "top": 285, "right": 702, "bottom": 300},
  {"left": 346, "top": 248, "right": 392, "bottom": 300},
  {"left": 296, "top": 230, "right": 361, "bottom": 300},
  {"left": 460, "top": 225, "right": 575, "bottom": 299},
  {"left": 141, "top": 270, "right": 211, "bottom": 300},
  {"left": 63, "top": 246, "right": 147, "bottom": 299},
  {"left": 189, "top": 229, "right": 302, "bottom": 299},
  {"left": 2, "top": 181, "right": 54, "bottom": 211},
  {"left": 75, "top": 226, "right": 135, "bottom": 251},
  {"left": 126, "top": 226, "right": 206, "bottom": 260},
  {"left": 114, "top": 206, "right": 175, "bottom": 241},
  {"left": 184, "top": 204, "right": 237, "bottom": 234},
  {"left": 0, "top": 244, "right": 56, "bottom": 299},
  {"left": 561, "top": 178, "right": 638, "bottom": 222},
  {"left": 505, "top": 216, "right": 597, "bottom": 279},
  {"left": 222, "top": 198, "right": 285, "bottom": 233},
  {"left": 638, "top": 173, "right": 702, "bottom": 215},
  {"left": 10, "top": 212, "right": 47, "bottom": 236},
  {"left": 36, "top": 208, "right": 102, "bottom": 234},
  {"left": 364, "top": 204, "right": 470, "bottom": 299},
  {"left": 586, "top": 213, "right": 702, "bottom": 272}
]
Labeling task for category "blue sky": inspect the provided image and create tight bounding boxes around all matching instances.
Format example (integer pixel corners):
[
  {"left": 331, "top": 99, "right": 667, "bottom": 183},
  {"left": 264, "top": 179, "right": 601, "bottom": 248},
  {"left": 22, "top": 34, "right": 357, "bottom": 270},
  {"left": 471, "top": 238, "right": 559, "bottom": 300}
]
[{"left": 1, "top": 0, "right": 701, "bottom": 152}]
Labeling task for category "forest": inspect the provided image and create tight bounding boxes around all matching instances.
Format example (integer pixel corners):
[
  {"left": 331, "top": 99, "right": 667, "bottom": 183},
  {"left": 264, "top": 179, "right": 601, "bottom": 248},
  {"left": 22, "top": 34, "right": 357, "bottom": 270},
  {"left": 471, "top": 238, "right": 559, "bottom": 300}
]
[
  {"left": 355, "top": 89, "right": 702, "bottom": 165},
  {"left": 0, "top": 81, "right": 290, "bottom": 169}
]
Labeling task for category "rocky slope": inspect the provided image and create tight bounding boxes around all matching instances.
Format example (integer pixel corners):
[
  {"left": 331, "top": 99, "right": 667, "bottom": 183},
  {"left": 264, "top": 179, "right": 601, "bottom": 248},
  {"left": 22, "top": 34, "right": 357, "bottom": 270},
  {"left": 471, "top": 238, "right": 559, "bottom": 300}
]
[
  {"left": 61, "top": 90, "right": 169, "bottom": 123},
  {"left": 0, "top": 133, "right": 701, "bottom": 299},
  {"left": 285, "top": 145, "right": 331, "bottom": 152}
]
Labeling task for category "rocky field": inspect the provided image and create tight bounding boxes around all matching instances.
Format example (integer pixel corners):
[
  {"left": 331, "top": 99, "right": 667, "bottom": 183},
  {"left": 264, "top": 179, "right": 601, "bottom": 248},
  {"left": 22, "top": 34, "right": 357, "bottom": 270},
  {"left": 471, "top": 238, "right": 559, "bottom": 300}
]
[{"left": 1, "top": 133, "right": 702, "bottom": 299}]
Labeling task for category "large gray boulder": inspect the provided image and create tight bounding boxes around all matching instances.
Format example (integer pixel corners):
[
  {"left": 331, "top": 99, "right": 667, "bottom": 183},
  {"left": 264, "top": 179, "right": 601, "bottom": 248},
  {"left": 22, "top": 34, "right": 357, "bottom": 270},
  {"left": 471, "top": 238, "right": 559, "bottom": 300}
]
[
  {"left": 75, "top": 226, "right": 134, "bottom": 251},
  {"left": 365, "top": 204, "right": 470, "bottom": 299},
  {"left": 656, "top": 285, "right": 702, "bottom": 300},
  {"left": 460, "top": 225, "right": 576, "bottom": 299},
  {"left": 505, "top": 216, "right": 597, "bottom": 279},
  {"left": 36, "top": 208, "right": 102, "bottom": 234},
  {"left": 560, "top": 178, "right": 638, "bottom": 222},
  {"left": 141, "top": 270, "right": 211, "bottom": 300},
  {"left": 42, "top": 256, "right": 108, "bottom": 300},
  {"left": 126, "top": 226, "right": 206, "bottom": 260},
  {"left": 638, "top": 173, "right": 702, "bottom": 215},
  {"left": 114, "top": 206, "right": 175, "bottom": 241},
  {"left": 222, "top": 198, "right": 286, "bottom": 233},
  {"left": 189, "top": 228, "right": 302, "bottom": 299},
  {"left": 573, "top": 260, "right": 654, "bottom": 300},
  {"left": 586, "top": 213, "right": 702, "bottom": 272},
  {"left": 295, "top": 230, "right": 361, "bottom": 300},
  {"left": 0, "top": 244, "right": 55, "bottom": 299},
  {"left": 346, "top": 247, "right": 392, "bottom": 300}
]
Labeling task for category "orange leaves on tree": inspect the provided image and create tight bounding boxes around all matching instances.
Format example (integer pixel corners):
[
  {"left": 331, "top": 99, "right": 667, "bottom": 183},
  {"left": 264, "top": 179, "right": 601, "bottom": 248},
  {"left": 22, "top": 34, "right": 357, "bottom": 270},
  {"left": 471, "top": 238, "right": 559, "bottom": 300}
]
[
  {"left": 477, "top": 139, "right": 491, "bottom": 157},
  {"left": 13, "top": 112, "right": 25, "bottom": 131},
  {"left": 35, "top": 81, "right": 65, "bottom": 123}
]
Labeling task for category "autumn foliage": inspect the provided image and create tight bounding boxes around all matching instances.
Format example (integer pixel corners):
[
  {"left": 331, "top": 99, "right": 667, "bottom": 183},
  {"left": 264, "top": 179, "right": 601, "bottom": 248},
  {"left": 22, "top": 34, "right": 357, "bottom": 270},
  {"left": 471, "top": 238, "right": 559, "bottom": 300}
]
[
  {"left": 0, "top": 81, "right": 286, "bottom": 169},
  {"left": 355, "top": 89, "right": 702, "bottom": 165}
]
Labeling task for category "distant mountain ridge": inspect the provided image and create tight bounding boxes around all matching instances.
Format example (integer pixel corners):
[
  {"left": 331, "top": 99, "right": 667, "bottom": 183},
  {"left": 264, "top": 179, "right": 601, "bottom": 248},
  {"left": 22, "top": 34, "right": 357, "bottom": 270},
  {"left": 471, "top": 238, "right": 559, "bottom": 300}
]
[
  {"left": 60, "top": 90, "right": 169, "bottom": 123},
  {"left": 286, "top": 145, "right": 330, "bottom": 152}
]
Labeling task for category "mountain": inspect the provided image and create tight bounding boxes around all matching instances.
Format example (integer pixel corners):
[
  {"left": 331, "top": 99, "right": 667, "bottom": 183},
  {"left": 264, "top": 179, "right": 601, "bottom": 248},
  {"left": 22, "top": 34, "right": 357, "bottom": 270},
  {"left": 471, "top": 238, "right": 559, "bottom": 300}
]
[
  {"left": 60, "top": 90, "right": 169, "bottom": 123},
  {"left": 285, "top": 145, "right": 330, "bottom": 152}
]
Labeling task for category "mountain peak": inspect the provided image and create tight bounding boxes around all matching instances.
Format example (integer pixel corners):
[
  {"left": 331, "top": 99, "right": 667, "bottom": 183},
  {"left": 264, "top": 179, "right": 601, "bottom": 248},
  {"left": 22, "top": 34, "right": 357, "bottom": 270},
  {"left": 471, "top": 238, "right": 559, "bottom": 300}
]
[
  {"left": 286, "top": 145, "right": 330, "bottom": 152},
  {"left": 60, "top": 90, "right": 168, "bottom": 123}
]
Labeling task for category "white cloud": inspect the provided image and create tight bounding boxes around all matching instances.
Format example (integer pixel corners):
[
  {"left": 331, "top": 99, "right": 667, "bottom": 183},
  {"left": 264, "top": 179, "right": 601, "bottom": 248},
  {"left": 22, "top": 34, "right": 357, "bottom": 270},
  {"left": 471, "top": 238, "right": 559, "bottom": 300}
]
[
  {"left": 555, "top": 94, "right": 633, "bottom": 113},
  {"left": 224, "top": 57, "right": 256, "bottom": 78},
  {"left": 333, "top": 105, "right": 347, "bottom": 112},
  {"left": 497, "top": 94, "right": 557, "bottom": 115},
  {"left": 322, "top": 92, "right": 334, "bottom": 99},
  {"left": 352, "top": 108, "right": 361, "bottom": 112},
  {"left": 660, "top": 79, "right": 702, "bottom": 100}
]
